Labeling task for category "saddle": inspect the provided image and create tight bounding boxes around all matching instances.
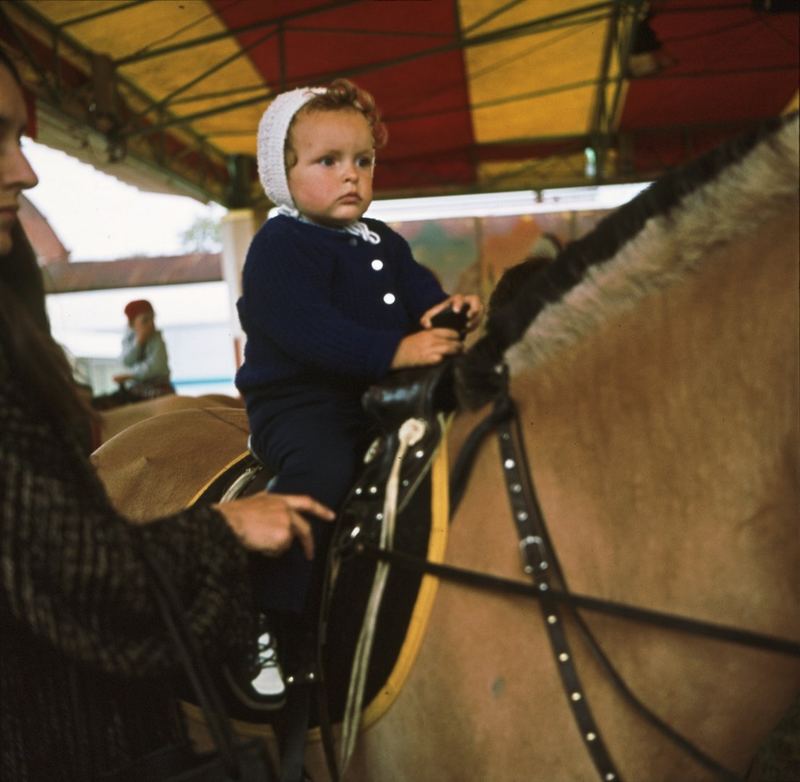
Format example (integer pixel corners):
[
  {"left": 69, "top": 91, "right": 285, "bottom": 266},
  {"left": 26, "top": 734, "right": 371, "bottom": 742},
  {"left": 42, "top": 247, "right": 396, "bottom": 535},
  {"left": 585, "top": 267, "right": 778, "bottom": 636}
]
[
  {"left": 339, "top": 357, "right": 456, "bottom": 535},
  {"left": 318, "top": 358, "right": 458, "bottom": 773},
  {"left": 199, "top": 359, "right": 456, "bottom": 669},
  {"left": 194, "top": 358, "right": 457, "bottom": 683},
  {"left": 184, "top": 361, "right": 458, "bottom": 781}
]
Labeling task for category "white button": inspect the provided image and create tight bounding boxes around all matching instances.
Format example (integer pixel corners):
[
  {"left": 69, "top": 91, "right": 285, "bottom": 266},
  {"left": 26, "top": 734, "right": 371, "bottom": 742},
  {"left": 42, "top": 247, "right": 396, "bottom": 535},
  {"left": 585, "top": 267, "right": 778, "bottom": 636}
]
[
  {"left": 371, "top": 259, "right": 383, "bottom": 270},
  {"left": 383, "top": 293, "right": 396, "bottom": 304}
]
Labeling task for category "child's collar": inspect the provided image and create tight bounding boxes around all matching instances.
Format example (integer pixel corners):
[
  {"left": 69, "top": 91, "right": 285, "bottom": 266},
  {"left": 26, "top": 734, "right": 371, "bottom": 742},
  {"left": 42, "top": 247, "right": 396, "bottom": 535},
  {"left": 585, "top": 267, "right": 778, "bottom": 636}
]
[{"left": 268, "top": 204, "right": 381, "bottom": 245}]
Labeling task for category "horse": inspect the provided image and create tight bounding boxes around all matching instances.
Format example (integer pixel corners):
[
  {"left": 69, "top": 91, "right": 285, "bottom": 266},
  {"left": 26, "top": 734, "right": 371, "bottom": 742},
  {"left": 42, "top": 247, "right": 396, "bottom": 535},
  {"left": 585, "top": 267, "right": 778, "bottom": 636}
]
[
  {"left": 93, "top": 113, "right": 799, "bottom": 781},
  {"left": 97, "top": 392, "right": 243, "bottom": 444}
]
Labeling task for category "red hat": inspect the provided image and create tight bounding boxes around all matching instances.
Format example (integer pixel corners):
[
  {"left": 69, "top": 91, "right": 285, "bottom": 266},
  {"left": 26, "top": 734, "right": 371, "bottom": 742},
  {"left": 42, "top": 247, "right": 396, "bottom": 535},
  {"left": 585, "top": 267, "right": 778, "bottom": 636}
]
[{"left": 124, "top": 299, "right": 153, "bottom": 323}]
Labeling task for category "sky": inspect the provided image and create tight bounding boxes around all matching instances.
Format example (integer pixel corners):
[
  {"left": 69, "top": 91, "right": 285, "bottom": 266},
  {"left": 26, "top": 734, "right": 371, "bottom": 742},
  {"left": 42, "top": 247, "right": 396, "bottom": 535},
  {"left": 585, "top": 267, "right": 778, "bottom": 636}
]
[{"left": 22, "top": 138, "right": 225, "bottom": 261}]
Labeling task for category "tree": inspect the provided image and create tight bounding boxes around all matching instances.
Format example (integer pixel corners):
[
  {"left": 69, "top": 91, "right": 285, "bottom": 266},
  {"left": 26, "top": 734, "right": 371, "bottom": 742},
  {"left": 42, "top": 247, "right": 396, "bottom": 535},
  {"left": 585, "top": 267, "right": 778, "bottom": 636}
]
[{"left": 180, "top": 214, "right": 221, "bottom": 253}]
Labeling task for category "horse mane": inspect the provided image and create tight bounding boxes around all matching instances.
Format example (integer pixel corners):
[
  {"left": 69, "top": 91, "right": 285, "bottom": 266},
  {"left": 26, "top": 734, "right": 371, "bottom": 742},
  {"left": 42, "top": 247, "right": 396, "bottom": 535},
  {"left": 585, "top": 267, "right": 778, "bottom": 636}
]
[{"left": 457, "top": 112, "right": 799, "bottom": 409}]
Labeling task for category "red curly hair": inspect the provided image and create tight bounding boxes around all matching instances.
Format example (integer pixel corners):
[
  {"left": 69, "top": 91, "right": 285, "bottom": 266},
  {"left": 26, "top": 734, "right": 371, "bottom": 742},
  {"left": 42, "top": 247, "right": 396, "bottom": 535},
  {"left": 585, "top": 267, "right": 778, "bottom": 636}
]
[{"left": 284, "top": 78, "right": 388, "bottom": 169}]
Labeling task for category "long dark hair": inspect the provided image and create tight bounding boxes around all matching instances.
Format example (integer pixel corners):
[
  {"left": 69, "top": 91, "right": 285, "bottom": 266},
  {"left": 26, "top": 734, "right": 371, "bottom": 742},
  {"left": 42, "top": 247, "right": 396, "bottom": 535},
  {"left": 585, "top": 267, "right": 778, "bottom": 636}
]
[{"left": 0, "top": 52, "right": 98, "bottom": 447}]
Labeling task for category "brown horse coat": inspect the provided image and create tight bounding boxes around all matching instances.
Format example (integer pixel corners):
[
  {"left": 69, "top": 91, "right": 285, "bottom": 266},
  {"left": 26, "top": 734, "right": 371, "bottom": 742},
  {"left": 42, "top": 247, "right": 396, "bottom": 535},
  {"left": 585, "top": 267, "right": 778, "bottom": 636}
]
[{"left": 94, "top": 116, "right": 799, "bottom": 781}]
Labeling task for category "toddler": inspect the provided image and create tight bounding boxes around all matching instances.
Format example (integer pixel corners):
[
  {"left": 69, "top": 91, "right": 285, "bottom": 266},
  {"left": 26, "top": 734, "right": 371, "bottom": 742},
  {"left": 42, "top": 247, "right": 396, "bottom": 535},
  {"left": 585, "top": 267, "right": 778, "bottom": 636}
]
[{"left": 234, "top": 78, "right": 482, "bottom": 702}]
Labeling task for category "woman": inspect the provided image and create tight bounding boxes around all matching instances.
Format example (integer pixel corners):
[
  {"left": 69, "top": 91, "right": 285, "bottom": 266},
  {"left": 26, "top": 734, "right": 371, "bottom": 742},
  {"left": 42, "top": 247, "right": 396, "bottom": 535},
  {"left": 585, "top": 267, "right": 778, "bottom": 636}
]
[{"left": 0, "top": 48, "right": 333, "bottom": 780}]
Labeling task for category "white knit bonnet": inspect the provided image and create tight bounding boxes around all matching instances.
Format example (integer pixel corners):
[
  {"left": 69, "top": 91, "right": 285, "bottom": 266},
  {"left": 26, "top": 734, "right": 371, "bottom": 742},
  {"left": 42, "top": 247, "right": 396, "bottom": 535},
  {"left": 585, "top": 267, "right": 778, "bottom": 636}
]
[{"left": 257, "top": 86, "right": 326, "bottom": 209}]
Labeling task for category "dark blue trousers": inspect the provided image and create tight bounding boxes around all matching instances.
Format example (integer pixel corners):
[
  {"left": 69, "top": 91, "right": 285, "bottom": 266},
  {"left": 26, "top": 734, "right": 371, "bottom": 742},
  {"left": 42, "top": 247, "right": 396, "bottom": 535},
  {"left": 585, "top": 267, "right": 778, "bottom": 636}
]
[{"left": 249, "top": 392, "right": 377, "bottom": 615}]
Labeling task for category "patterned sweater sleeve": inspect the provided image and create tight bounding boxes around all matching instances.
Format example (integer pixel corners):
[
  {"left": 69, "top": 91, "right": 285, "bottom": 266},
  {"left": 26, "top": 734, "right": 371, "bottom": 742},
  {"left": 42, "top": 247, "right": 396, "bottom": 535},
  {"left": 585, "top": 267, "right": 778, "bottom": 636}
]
[{"left": 0, "top": 368, "right": 256, "bottom": 678}]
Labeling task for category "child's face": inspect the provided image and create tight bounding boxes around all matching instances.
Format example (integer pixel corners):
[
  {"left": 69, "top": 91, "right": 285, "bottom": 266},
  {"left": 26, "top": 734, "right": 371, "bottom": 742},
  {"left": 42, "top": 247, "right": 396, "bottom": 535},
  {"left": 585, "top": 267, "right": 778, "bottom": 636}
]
[{"left": 286, "top": 108, "right": 374, "bottom": 227}]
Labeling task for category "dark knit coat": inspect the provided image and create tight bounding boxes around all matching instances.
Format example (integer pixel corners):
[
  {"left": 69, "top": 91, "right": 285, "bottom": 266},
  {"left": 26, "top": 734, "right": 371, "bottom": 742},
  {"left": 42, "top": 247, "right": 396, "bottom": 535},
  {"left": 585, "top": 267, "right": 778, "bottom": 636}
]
[
  {"left": 0, "top": 340, "right": 257, "bottom": 781},
  {"left": 235, "top": 215, "right": 446, "bottom": 414}
]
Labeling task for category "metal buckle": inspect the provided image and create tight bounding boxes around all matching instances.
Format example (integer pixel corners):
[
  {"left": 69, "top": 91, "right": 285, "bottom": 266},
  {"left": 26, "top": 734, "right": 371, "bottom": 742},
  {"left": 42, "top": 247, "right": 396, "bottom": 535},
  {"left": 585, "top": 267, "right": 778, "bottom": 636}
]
[{"left": 518, "top": 535, "right": 548, "bottom": 575}]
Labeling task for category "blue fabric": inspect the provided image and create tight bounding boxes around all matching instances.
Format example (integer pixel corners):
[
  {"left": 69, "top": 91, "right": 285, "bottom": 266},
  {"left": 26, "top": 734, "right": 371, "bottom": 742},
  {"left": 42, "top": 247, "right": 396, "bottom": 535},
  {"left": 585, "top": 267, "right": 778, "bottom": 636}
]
[
  {"left": 236, "top": 214, "right": 446, "bottom": 614},
  {"left": 235, "top": 215, "right": 446, "bottom": 398},
  {"left": 249, "top": 394, "right": 377, "bottom": 613}
]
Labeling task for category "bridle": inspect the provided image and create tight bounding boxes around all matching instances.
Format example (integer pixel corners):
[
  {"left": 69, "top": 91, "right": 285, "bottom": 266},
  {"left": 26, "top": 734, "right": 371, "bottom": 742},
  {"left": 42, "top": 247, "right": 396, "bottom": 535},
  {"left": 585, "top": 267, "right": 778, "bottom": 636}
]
[{"left": 338, "top": 388, "right": 800, "bottom": 782}]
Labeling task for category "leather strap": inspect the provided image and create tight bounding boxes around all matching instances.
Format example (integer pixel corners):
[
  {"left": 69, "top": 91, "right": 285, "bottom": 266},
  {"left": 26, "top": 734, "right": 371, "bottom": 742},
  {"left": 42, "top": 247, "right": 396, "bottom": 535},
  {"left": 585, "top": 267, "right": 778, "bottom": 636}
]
[
  {"left": 354, "top": 546, "right": 800, "bottom": 657},
  {"left": 276, "top": 684, "right": 312, "bottom": 782},
  {"left": 496, "top": 403, "right": 622, "bottom": 782}
]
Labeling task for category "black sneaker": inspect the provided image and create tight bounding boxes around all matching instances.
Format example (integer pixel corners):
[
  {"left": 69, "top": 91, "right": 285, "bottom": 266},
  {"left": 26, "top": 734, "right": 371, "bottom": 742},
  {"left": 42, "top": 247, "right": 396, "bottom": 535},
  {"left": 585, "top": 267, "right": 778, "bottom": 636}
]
[{"left": 223, "top": 630, "right": 286, "bottom": 711}]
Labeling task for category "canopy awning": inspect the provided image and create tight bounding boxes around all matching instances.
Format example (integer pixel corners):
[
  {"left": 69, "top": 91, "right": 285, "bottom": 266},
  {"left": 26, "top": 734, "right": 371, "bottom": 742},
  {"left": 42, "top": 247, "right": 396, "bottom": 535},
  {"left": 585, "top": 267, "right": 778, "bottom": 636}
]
[{"left": 2, "top": 0, "right": 797, "bottom": 207}]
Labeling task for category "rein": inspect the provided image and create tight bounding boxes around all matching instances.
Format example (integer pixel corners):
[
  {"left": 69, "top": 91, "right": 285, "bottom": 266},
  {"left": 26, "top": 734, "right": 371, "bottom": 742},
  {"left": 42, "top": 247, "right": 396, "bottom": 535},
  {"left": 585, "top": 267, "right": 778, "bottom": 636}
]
[
  {"left": 344, "top": 389, "right": 799, "bottom": 782},
  {"left": 353, "top": 544, "right": 800, "bottom": 658}
]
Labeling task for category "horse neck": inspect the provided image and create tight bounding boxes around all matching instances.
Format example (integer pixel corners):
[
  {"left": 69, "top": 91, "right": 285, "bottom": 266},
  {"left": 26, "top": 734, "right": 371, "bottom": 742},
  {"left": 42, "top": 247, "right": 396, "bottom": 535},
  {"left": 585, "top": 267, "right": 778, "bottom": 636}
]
[{"left": 508, "top": 205, "right": 799, "bottom": 635}]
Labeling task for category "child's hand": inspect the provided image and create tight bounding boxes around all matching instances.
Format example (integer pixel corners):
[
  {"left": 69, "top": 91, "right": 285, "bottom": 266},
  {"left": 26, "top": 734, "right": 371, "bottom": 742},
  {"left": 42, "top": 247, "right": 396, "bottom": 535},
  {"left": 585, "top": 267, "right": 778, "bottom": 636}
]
[
  {"left": 421, "top": 295, "right": 483, "bottom": 333},
  {"left": 390, "top": 329, "right": 463, "bottom": 369}
]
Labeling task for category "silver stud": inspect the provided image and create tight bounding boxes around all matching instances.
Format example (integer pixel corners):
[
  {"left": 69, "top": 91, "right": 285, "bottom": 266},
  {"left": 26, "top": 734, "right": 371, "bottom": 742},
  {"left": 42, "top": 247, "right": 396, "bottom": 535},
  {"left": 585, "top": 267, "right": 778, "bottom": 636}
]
[
  {"left": 517, "top": 511, "right": 528, "bottom": 522},
  {"left": 558, "top": 652, "right": 569, "bottom": 662},
  {"left": 571, "top": 691, "right": 582, "bottom": 701},
  {"left": 539, "top": 582, "right": 549, "bottom": 591},
  {"left": 363, "top": 439, "right": 380, "bottom": 463},
  {"left": 369, "top": 486, "right": 378, "bottom": 494},
  {"left": 402, "top": 479, "right": 409, "bottom": 487},
  {"left": 511, "top": 483, "right": 522, "bottom": 493},
  {"left": 540, "top": 561, "right": 549, "bottom": 571},
  {"left": 415, "top": 449, "right": 424, "bottom": 458},
  {"left": 383, "top": 292, "right": 396, "bottom": 304},
  {"left": 375, "top": 513, "right": 383, "bottom": 520},
  {"left": 504, "top": 458, "right": 515, "bottom": 469},
  {"left": 355, "top": 487, "right": 363, "bottom": 495},
  {"left": 586, "top": 732, "right": 596, "bottom": 742},
  {"left": 501, "top": 432, "right": 510, "bottom": 440},
  {"left": 371, "top": 259, "right": 383, "bottom": 270},
  {"left": 547, "top": 615, "right": 557, "bottom": 624},
  {"left": 605, "top": 775, "right": 616, "bottom": 781},
  {"left": 523, "top": 564, "right": 534, "bottom": 574}
]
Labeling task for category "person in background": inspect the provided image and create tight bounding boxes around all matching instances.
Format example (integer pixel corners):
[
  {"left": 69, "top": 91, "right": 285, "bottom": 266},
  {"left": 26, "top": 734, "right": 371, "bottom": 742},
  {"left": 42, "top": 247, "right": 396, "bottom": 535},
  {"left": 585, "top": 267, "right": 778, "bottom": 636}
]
[
  {"left": 93, "top": 299, "right": 174, "bottom": 409},
  {"left": 0, "top": 46, "right": 335, "bottom": 781},
  {"left": 234, "top": 78, "right": 483, "bottom": 702}
]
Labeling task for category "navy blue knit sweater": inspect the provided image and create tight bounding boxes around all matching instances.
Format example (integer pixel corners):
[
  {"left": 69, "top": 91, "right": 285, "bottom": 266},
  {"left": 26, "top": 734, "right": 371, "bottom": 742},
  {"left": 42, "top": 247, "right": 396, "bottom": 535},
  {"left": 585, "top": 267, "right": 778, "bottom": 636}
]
[{"left": 235, "top": 215, "right": 446, "bottom": 408}]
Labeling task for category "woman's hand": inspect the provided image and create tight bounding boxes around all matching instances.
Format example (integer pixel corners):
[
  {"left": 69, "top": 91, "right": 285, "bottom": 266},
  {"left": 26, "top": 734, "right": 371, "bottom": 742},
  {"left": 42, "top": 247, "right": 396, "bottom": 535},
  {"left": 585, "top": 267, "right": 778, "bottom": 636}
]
[
  {"left": 420, "top": 294, "right": 483, "bottom": 333},
  {"left": 390, "top": 328, "right": 463, "bottom": 369},
  {"left": 214, "top": 493, "right": 335, "bottom": 560}
]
